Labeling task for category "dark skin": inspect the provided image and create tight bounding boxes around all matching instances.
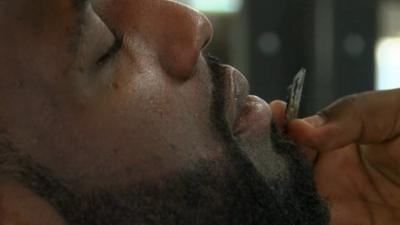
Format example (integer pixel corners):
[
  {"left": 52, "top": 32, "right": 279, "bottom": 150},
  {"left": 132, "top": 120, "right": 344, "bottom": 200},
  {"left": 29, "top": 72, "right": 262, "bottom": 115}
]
[
  {"left": 2, "top": 0, "right": 321, "bottom": 224},
  {"left": 272, "top": 88, "right": 400, "bottom": 224},
  {"left": 2, "top": 0, "right": 221, "bottom": 223},
  {"left": 0, "top": 0, "right": 399, "bottom": 224},
  {"left": 1, "top": 0, "right": 220, "bottom": 189}
]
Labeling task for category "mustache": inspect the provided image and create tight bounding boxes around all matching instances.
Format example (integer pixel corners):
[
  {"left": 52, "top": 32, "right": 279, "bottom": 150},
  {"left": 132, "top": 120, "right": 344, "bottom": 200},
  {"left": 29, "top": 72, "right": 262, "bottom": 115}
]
[
  {"left": 206, "top": 54, "right": 231, "bottom": 141},
  {"left": 205, "top": 54, "right": 225, "bottom": 78}
]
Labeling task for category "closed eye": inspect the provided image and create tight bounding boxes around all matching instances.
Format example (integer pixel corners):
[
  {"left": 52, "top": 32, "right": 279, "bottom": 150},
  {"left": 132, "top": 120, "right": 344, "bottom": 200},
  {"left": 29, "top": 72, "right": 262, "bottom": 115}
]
[{"left": 96, "top": 31, "right": 123, "bottom": 67}]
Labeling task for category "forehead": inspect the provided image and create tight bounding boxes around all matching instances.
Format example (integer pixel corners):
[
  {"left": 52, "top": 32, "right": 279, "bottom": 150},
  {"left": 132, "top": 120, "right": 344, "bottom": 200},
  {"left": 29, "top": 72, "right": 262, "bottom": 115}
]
[
  {"left": 0, "top": 0, "right": 74, "bottom": 31},
  {"left": 1, "top": 0, "right": 86, "bottom": 13},
  {"left": 0, "top": 0, "right": 88, "bottom": 30},
  {"left": 0, "top": 0, "right": 84, "bottom": 80}
]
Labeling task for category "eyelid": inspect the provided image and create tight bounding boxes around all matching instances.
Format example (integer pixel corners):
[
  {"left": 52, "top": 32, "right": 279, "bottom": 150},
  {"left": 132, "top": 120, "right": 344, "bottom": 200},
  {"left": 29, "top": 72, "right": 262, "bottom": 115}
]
[
  {"left": 76, "top": 3, "right": 122, "bottom": 71},
  {"left": 96, "top": 30, "right": 123, "bottom": 67}
]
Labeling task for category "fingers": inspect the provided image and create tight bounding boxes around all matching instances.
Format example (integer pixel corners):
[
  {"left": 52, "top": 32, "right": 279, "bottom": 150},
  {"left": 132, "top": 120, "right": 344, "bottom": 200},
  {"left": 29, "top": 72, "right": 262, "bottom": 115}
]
[
  {"left": 270, "top": 100, "right": 286, "bottom": 130},
  {"left": 270, "top": 100, "right": 319, "bottom": 163},
  {"left": 289, "top": 89, "right": 400, "bottom": 151}
]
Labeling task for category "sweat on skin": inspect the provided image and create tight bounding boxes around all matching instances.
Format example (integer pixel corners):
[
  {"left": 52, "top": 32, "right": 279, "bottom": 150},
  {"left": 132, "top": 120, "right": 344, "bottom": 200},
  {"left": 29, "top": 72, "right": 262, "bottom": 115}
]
[{"left": 0, "top": 0, "right": 329, "bottom": 224}]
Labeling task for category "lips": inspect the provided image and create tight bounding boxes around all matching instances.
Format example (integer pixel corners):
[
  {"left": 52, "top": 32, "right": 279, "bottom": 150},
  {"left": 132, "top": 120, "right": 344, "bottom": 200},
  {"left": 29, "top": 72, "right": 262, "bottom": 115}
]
[{"left": 223, "top": 65, "right": 272, "bottom": 140}]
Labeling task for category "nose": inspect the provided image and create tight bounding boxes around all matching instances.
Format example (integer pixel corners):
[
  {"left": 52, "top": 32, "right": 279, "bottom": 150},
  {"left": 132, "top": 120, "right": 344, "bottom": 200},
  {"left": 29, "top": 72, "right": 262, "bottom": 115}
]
[
  {"left": 97, "top": 0, "right": 213, "bottom": 81},
  {"left": 155, "top": 1, "right": 214, "bottom": 80}
]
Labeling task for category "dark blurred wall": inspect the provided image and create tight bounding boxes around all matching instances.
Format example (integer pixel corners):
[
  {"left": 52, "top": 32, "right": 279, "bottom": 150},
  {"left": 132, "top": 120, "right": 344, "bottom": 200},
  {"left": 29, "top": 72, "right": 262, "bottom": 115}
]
[
  {"left": 246, "top": 0, "right": 376, "bottom": 116},
  {"left": 332, "top": 0, "right": 376, "bottom": 99},
  {"left": 246, "top": 0, "right": 314, "bottom": 102}
]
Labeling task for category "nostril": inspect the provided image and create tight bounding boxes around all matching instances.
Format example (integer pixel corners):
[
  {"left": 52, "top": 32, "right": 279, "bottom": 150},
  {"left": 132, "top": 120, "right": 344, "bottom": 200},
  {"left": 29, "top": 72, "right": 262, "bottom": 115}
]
[{"left": 160, "top": 44, "right": 200, "bottom": 81}]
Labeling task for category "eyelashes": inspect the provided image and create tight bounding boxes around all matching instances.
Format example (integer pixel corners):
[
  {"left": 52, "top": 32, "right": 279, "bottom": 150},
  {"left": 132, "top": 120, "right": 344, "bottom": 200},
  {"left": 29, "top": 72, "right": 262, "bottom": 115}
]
[{"left": 96, "top": 31, "right": 123, "bottom": 67}]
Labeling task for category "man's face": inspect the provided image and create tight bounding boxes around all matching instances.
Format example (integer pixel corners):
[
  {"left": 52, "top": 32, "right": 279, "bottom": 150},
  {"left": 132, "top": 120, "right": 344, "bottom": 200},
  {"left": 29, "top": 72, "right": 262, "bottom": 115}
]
[{"left": 0, "top": 0, "right": 329, "bottom": 224}]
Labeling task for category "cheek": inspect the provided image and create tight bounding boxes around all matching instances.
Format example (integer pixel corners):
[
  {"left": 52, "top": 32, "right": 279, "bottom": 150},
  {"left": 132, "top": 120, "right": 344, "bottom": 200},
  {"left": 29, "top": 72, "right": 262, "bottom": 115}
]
[
  {"left": 1, "top": 0, "right": 78, "bottom": 86},
  {"left": 104, "top": 60, "right": 216, "bottom": 156},
  {"left": 52, "top": 59, "right": 223, "bottom": 187}
]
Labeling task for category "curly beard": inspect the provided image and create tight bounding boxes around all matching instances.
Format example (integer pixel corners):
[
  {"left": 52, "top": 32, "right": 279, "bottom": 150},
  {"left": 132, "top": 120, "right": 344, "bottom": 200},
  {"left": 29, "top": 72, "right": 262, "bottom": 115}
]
[{"left": 0, "top": 55, "right": 329, "bottom": 225}]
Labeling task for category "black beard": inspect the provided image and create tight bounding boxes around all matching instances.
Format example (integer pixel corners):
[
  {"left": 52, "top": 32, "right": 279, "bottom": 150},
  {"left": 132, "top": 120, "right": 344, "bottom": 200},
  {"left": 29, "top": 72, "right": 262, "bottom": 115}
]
[
  {"left": 0, "top": 126, "right": 329, "bottom": 225},
  {"left": 0, "top": 55, "right": 329, "bottom": 225},
  {"left": 206, "top": 54, "right": 330, "bottom": 225}
]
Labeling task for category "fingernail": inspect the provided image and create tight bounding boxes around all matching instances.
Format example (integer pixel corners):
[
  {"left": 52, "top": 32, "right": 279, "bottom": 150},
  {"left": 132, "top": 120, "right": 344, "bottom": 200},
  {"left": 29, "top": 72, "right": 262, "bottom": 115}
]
[{"left": 304, "top": 115, "right": 325, "bottom": 128}]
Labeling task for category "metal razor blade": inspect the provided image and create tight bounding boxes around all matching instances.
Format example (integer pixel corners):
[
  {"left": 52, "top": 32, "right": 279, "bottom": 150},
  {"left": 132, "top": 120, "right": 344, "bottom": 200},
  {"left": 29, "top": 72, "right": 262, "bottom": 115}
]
[{"left": 284, "top": 68, "right": 306, "bottom": 130}]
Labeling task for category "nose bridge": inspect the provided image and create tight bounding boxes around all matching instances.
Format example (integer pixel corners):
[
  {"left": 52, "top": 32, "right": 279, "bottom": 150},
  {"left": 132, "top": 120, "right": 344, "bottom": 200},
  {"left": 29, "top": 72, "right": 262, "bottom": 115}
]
[
  {"left": 163, "top": 1, "right": 213, "bottom": 50},
  {"left": 151, "top": 1, "right": 213, "bottom": 80},
  {"left": 111, "top": 0, "right": 213, "bottom": 80}
]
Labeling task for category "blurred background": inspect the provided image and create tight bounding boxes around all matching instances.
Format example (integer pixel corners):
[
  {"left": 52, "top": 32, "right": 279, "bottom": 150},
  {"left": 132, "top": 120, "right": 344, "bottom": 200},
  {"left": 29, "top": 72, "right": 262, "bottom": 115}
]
[{"left": 179, "top": 0, "right": 400, "bottom": 116}]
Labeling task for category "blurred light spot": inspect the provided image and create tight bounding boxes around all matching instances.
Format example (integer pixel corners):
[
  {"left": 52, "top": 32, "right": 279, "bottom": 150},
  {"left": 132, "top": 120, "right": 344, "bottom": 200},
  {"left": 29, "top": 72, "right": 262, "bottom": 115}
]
[
  {"left": 344, "top": 33, "right": 366, "bottom": 56},
  {"left": 375, "top": 37, "right": 400, "bottom": 90},
  {"left": 180, "top": 0, "right": 243, "bottom": 13},
  {"left": 257, "top": 32, "right": 281, "bottom": 55}
]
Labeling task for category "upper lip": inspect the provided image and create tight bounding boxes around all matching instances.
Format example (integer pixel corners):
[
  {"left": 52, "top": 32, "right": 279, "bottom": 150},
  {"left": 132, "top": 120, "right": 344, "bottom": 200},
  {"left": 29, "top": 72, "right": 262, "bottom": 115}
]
[{"left": 223, "top": 65, "right": 250, "bottom": 130}]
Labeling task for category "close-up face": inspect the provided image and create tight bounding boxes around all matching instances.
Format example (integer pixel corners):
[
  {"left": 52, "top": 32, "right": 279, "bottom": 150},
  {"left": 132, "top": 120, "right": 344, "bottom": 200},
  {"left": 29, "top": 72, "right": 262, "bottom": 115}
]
[{"left": 0, "top": 0, "right": 329, "bottom": 224}]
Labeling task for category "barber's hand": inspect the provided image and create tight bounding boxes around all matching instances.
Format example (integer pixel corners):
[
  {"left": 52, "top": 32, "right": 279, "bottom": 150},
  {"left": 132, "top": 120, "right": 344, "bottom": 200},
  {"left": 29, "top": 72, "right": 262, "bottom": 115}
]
[{"left": 272, "top": 89, "right": 400, "bottom": 225}]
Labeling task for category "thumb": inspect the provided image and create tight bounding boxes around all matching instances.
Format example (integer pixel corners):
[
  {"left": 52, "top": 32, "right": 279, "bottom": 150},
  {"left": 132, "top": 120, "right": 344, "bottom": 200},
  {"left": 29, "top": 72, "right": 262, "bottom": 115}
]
[{"left": 288, "top": 88, "right": 400, "bottom": 151}]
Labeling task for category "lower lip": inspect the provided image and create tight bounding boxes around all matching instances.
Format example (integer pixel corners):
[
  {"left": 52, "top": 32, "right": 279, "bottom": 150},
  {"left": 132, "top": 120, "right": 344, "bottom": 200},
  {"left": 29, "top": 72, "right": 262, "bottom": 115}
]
[{"left": 233, "top": 95, "right": 272, "bottom": 139}]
